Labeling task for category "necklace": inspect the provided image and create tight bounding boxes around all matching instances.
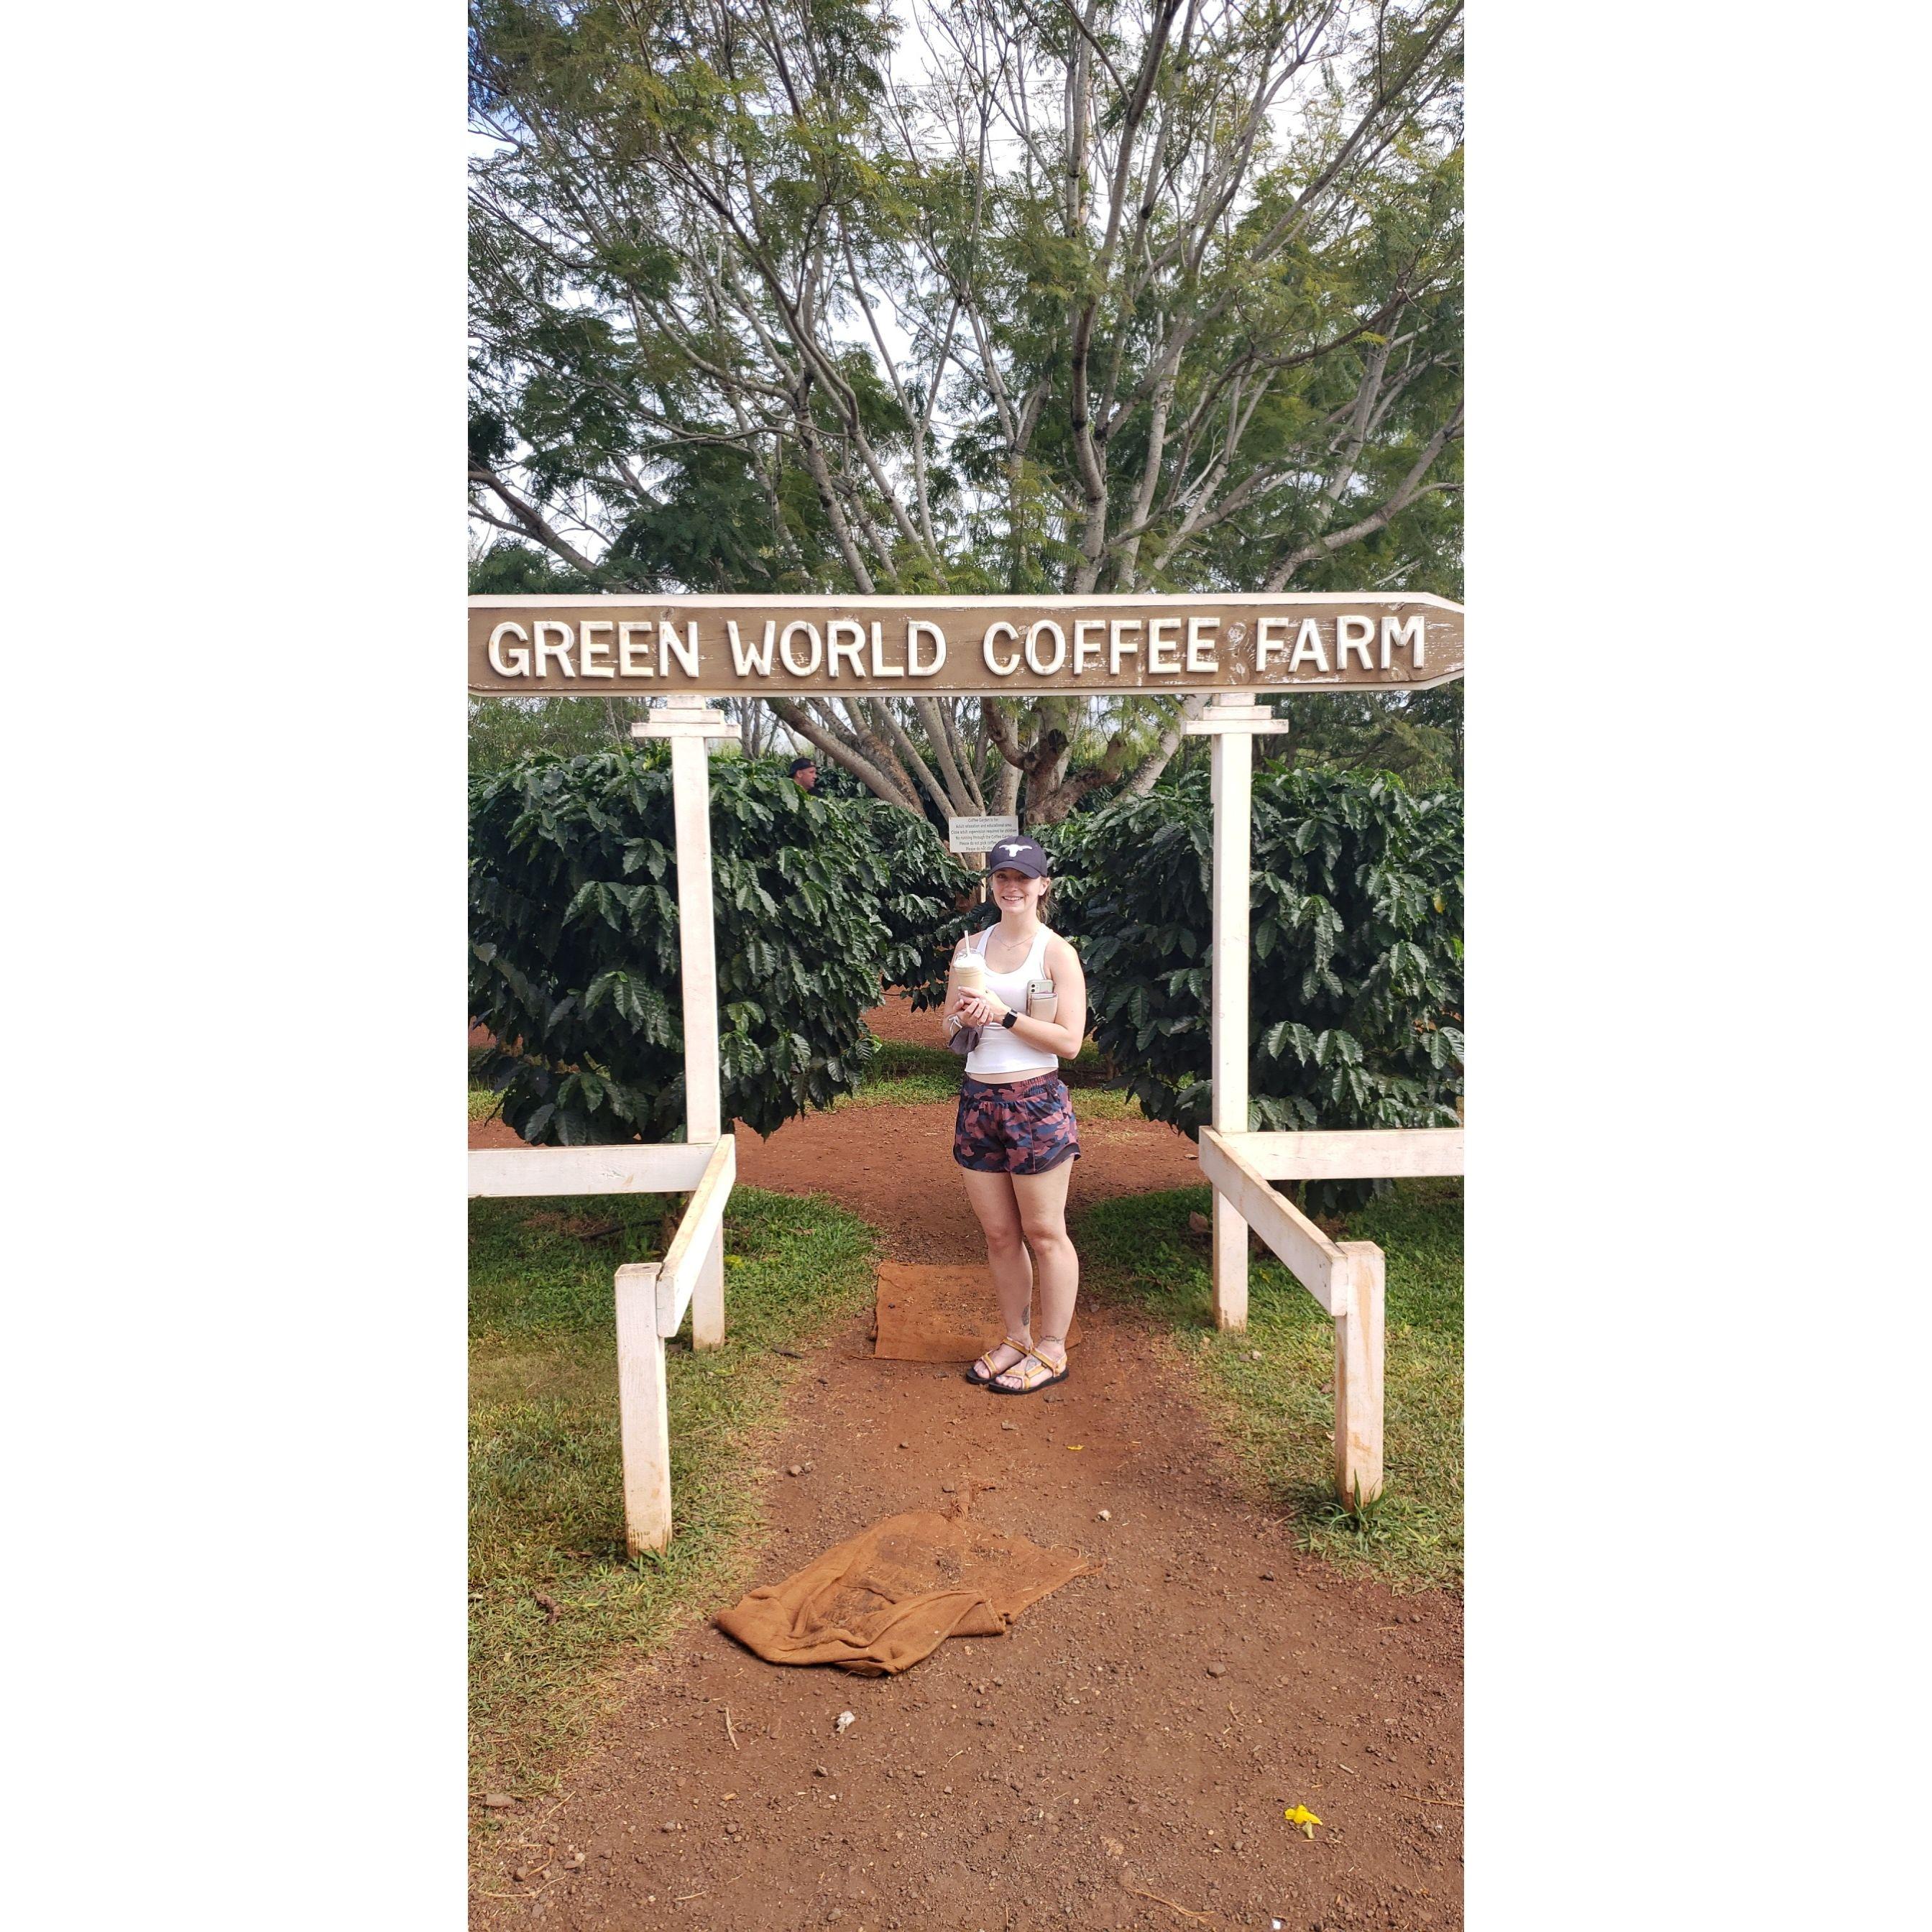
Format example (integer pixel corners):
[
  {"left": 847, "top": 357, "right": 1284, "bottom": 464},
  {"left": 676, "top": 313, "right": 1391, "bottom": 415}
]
[{"left": 986, "top": 922, "right": 1040, "bottom": 963}]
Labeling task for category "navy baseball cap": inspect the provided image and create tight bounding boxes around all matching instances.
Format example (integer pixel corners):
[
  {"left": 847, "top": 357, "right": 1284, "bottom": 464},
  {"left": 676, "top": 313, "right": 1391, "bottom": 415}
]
[{"left": 985, "top": 834, "right": 1052, "bottom": 878}]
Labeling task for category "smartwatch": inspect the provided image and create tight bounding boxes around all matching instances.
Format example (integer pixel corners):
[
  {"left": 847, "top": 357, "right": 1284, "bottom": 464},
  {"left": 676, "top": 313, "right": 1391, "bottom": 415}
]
[{"left": 999, "top": 1010, "right": 1019, "bottom": 1029}]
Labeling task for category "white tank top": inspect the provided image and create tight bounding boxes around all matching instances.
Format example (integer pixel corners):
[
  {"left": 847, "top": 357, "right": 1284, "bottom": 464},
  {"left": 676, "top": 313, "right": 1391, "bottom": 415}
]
[{"left": 964, "top": 924, "right": 1058, "bottom": 1080}]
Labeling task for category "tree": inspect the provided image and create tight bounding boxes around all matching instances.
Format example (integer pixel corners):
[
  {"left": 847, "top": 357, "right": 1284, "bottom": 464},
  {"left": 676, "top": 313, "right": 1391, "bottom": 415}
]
[
  {"left": 468, "top": 540, "right": 796, "bottom": 765},
  {"left": 1261, "top": 679, "right": 1461, "bottom": 788},
  {"left": 469, "top": 0, "right": 1463, "bottom": 824}
]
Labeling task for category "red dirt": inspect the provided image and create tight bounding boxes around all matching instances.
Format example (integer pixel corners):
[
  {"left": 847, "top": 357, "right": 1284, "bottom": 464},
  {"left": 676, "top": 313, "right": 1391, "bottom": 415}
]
[
  {"left": 472, "top": 998, "right": 1463, "bottom": 1928},
  {"left": 850, "top": 987, "right": 938, "bottom": 1045},
  {"left": 737, "top": 1105, "right": 1203, "bottom": 1264}
]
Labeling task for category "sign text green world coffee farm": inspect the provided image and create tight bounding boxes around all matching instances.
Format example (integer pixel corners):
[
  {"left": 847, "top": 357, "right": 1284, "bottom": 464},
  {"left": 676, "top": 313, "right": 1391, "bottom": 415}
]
[{"left": 468, "top": 594, "right": 1464, "bottom": 697}]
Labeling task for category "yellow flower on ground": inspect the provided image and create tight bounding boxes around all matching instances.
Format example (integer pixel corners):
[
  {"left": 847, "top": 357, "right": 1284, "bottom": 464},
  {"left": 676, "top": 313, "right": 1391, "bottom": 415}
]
[{"left": 1283, "top": 1804, "right": 1322, "bottom": 1839}]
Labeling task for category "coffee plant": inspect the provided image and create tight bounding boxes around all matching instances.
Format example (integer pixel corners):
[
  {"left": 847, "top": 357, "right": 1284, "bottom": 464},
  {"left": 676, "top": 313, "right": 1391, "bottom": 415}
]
[
  {"left": 834, "top": 799, "right": 979, "bottom": 1009},
  {"left": 1054, "top": 766, "right": 1463, "bottom": 1179},
  {"left": 470, "top": 749, "right": 898, "bottom": 1142}
]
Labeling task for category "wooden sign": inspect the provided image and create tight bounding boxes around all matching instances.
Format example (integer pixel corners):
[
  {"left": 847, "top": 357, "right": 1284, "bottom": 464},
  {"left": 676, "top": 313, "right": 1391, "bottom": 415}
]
[
  {"left": 947, "top": 815, "right": 1021, "bottom": 854},
  {"left": 469, "top": 593, "right": 1463, "bottom": 697}
]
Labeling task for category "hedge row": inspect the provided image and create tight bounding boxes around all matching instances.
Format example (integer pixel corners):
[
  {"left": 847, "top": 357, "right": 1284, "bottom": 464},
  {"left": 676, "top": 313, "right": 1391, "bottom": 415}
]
[
  {"left": 1052, "top": 765, "right": 1463, "bottom": 1138},
  {"left": 469, "top": 750, "right": 973, "bottom": 1141},
  {"left": 470, "top": 752, "right": 1462, "bottom": 1150}
]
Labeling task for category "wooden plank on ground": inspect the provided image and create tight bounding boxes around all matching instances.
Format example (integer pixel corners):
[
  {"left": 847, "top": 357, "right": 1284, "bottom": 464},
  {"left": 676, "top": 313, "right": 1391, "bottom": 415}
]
[
  {"left": 1225, "top": 1127, "right": 1463, "bottom": 1182},
  {"left": 1198, "top": 1126, "right": 1351, "bottom": 1317},
  {"left": 468, "top": 1143, "right": 713, "bottom": 1197}
]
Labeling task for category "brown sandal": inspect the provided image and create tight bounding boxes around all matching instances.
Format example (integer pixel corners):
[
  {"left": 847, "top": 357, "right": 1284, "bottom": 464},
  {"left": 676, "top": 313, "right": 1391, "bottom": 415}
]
[
  {"left": 986, "top": 1345, "right": 1070, "bottom": 1397},
  {"left": 966, "top": 1335, "right": 1033, "bottom": 1388}
]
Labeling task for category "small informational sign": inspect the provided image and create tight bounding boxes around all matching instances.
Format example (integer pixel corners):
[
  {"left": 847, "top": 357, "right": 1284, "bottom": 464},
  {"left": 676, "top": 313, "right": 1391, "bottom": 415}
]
[{"left": 947, "top": 815, "right": 1021, "bottom": 855}]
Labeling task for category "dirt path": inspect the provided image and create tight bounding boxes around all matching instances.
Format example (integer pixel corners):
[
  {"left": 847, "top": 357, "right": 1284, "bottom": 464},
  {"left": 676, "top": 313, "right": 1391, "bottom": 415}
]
[{"left": 474, "top": 1000, "right": 1463, "bottom": 1928}]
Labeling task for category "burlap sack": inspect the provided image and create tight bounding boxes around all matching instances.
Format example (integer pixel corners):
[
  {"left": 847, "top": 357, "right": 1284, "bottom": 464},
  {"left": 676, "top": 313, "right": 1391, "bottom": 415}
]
[{"left": 714, "top": 1508, "right": 1097, "bottom": 1675}]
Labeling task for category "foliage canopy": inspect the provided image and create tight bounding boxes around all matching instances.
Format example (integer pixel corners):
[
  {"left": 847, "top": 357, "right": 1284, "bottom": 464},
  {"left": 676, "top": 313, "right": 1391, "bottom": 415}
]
[
  {"left": 1054, "top": 765, "right": 1463, "bottom": 1173},
  {"left": 471, "top": 750, "right": 964, "bottom": 1140},
  {"left": 469, "top": 0, "right": 1463, "bottom": 822}
]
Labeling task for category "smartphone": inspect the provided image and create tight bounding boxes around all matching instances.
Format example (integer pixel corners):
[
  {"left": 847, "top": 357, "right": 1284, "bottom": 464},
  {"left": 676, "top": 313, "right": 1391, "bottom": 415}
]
[{"left": 1026, "top": 978, "right": 1058, "bottom": 1021}]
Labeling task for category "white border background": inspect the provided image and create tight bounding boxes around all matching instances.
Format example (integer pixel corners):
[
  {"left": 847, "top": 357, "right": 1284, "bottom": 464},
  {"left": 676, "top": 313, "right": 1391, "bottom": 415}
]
[{"left": 6, "top": 2, "right": 1926, "bottom": 1924}]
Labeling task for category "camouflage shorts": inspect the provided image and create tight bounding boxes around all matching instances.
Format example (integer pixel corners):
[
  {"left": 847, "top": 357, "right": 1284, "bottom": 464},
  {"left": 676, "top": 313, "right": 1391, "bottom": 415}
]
[{"left": 953, "top": 1072, "right": 1082, "bottom": 1175}]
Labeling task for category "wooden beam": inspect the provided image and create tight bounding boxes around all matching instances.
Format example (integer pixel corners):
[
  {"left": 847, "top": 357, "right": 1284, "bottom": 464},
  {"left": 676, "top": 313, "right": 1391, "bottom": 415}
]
[
  {"left": 1198, "top": 1126, "right": 1351, "bottom": 1318},
  {"left": 631, "top": 699, "right": 741, "bottom": 745},
  {"left": 615, "top": 1261, "right": 673, "bottom": 1555},
  {"left": 663, "top": 717, "right": 725, "bottom": 1146},
  {"left": 1221, "top": 1128, "right": 1464, "bottom": 1182},
  {"left": 656, "top": 1136, "right": 736, "bottom": 1339},
  {"left": 1208, "top": 699, "right": 1254, "bottom": 1330},
  {"left": 1182, "top": 708, "right": 1292, "bottom": 735},
  {"left": 1210, "top": 1193, "right": 1250, "bottom": 1333},
  {"left": 467, "top": 1143, "right": 713, "bottom": 1197},
  {"left": 469, "top": 593, "right": 1467, "bottom": 698},
  {"left": 691, "top": 1217, "right": 725, "bottom": 1352},
  {"left": 1334, "top": 1242, "right": 1386, "bottom": 1506}
]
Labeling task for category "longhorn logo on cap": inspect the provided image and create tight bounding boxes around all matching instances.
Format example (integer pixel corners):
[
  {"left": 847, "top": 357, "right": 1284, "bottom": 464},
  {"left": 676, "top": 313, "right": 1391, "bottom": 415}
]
[{"left": 999, "top": 841, "right": 1026, "bottom": 858}]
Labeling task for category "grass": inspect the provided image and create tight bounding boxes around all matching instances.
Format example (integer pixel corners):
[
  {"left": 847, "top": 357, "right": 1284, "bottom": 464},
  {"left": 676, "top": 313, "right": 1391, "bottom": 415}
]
[
  {"left": 1077, "top": 1177, "right": 1463, "bottom": 1592},
  {"left": 832, "top": 1036, "right": 960, "bottom": 1106},
  {"left": 469, "top": 1184, "right": 878, "bottom": 1795},
  {"left": 1065, "top": 1085, "right": 1144, "bottom": 1122}
]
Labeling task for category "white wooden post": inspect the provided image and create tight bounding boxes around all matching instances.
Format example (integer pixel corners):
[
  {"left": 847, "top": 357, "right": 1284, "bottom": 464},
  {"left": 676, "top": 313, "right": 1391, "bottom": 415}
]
[
  {"left": 656, "top": 1136, "right": 736, "bottom": 1343},
  {"left": 633, "top": 700, "right": 738, "bottom": 1352},
  {"left": 691, "top": 1222, "right": 726, "bottom": 1351},
  {"left": 1184, "top": 693, "right": 1289, "bottom": 1331},
  {"left": 1199, "top": 1126, "right": 1402, "bottom": 1508},
  {"left": 1333, "top": 1241, "right": 1386, "bottom": 1506},
  {"left": 1210, "top": 709, "right": 1251, "bottom": 1330},
  {"left": 665, "top": 720, "right": 724, "bottom": 1144},
  {"left": 615, "top": 1261, "right": 672, "bottom": 1555},
  {"left": 1198, "top": 1126, "right": 1354, "bottom": 1317}
]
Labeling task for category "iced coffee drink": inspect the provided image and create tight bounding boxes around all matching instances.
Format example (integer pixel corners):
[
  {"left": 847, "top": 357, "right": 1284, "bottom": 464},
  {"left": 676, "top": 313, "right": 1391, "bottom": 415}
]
[{"left": 954, "top": 949, "right": 985, "bottom": 999}]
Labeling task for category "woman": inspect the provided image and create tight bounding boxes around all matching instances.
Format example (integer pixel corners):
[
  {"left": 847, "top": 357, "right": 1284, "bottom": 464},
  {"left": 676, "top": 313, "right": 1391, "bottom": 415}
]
[{"left": 942, "top": 834, "right": 1089, "bottom": 1396}]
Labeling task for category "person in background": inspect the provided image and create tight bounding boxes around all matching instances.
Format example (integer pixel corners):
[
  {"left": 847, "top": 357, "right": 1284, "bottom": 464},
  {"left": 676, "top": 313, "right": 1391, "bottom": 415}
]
[
  {"left": 942, "top": 835, "right": 1087, "bottom": 1396},
  {"left": 788, "top": 755, "right": 819, "bottom": 792}
]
